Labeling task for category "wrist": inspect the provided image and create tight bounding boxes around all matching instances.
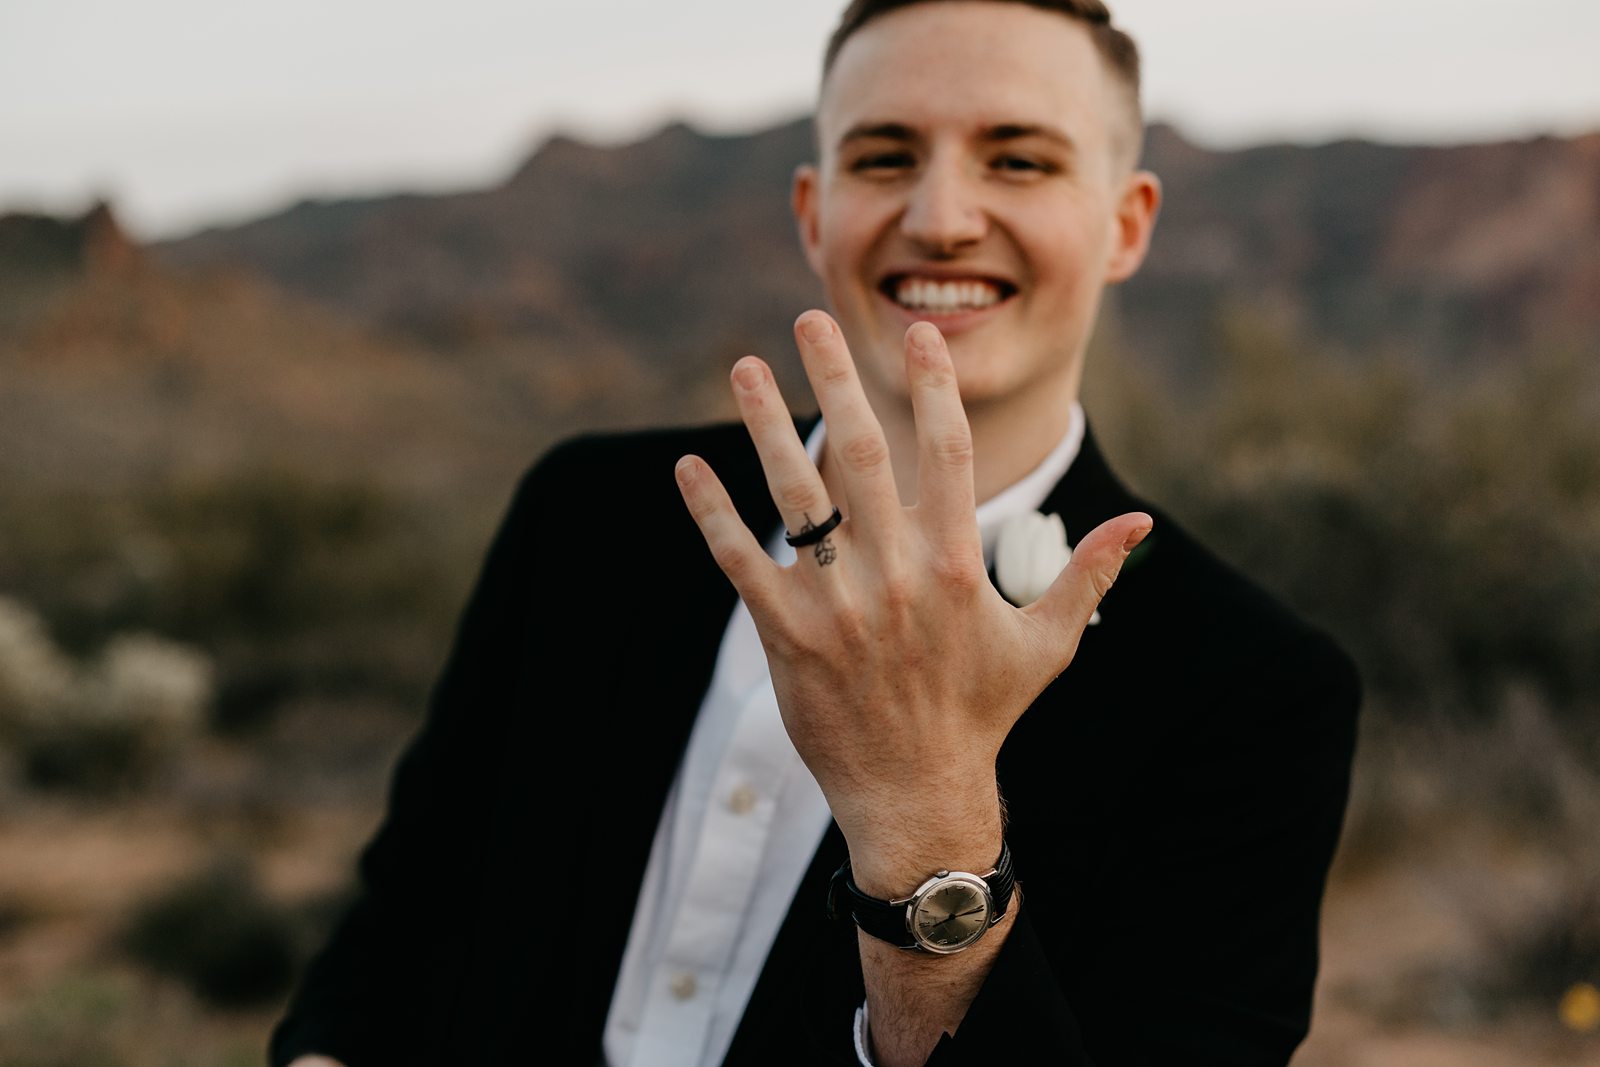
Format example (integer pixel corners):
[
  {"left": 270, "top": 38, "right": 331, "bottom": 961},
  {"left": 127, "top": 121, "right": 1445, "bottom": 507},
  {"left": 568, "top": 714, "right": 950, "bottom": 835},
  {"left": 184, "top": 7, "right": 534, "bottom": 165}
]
[
  {"left": 842, "top": 797, "right": 1005, "bottom": 897},
  {"left": 832, "top": 836, "right": 1017, "bottom": 956}
]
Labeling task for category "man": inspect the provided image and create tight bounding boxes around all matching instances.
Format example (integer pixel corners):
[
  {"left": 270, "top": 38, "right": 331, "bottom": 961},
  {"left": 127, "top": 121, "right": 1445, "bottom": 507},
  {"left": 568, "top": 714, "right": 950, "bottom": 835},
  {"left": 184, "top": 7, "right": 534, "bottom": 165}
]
[{"left": 272, "top": 2, "right": 1360, "bottom": 1065}]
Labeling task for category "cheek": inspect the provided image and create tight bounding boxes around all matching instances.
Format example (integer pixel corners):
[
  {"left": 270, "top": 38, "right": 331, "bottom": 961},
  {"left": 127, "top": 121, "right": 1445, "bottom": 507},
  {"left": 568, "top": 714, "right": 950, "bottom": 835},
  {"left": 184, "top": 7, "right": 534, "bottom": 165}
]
[
  {"left": 1012, "top": 199, "right": 1110, "bottom": 284},
  {"left": 820, "top": 192, "right": 898, "bottom": 262},
  {"left": 1032, "top": 243, "right": 1106, "bottom": 316}
]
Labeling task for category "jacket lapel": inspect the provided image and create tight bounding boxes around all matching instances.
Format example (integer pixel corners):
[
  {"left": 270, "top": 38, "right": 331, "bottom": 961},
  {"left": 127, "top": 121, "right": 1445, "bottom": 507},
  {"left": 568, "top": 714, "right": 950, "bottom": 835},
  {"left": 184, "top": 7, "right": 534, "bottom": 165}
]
[{"left": 1040, "top": 422, "right": 1144, "bottom": 551}]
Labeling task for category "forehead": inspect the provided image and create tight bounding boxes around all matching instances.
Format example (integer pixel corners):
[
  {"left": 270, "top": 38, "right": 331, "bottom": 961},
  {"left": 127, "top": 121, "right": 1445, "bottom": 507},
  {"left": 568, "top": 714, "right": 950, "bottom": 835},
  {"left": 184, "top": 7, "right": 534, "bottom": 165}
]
[{"left": 819, "top": 2, "right": 1114, "bottom": 153}]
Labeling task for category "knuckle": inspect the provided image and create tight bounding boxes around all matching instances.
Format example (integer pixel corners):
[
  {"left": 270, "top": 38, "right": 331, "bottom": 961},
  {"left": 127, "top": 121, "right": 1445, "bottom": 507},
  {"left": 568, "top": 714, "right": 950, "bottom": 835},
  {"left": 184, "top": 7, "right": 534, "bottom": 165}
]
[
  {"left": 687, "top": 493, "right": 720, "bottom": 522},
  {"left": 1091, "top": 565, "right": 1118, "bottom": 600},
  {"left": 776, "top": 476, "right": 820, "bottom": 514},
  {"left": 709, "top": 540, "right": 747, "bottom": 576},
  {"left": 880, "top": 573, "right": 915, "bottom": 613},
  {"left": 839, "top": 433, "right": 889, "bottom": 472},
  {"left": 819, "top": 360, "right": 853, "bottom": 388},
  {"left": 834, "top": 602, "right": 871, "bottom": 642},
  {"left": 931, "top": 556, "right": 984, "bottom": 594},
  {"left": 761, "top": 620, "right": 803, "bottom": 660},
  {"left": 927, "top": 430, "right": 973, "bottom": 471}
]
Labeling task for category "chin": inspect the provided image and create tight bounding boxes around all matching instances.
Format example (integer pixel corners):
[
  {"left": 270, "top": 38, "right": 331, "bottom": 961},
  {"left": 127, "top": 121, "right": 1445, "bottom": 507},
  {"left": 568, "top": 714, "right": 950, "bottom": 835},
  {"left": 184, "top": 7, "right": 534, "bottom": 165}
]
[{"left": 942, "top": 340, "right": 1020, "bottom": 397}]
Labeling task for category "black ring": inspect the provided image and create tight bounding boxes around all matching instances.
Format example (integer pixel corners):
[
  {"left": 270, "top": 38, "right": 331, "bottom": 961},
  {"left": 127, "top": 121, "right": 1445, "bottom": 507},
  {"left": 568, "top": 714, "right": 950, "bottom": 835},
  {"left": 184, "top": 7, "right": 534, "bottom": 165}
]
[{"left": 785, "top": 506, "right": 842, "bottom": 548}]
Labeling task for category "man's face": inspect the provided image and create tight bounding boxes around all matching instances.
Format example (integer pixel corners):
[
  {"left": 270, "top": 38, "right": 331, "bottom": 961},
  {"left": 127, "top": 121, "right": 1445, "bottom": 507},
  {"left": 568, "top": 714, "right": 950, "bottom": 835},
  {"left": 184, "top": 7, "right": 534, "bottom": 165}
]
[{"left": 793, "top": 2, "right": 1159, "bottom": 420}]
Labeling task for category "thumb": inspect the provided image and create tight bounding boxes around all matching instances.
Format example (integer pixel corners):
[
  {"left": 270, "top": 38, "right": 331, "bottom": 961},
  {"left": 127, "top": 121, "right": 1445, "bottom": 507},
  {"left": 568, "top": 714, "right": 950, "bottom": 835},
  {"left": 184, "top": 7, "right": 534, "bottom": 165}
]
[{"left": 1025, "top": 511, "right": 1152, "bottom": 642}]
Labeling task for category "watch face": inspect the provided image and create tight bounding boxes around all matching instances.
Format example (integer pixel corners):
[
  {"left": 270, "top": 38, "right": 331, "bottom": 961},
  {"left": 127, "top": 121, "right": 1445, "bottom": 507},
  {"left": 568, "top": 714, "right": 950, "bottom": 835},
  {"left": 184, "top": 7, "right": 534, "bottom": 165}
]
[{"left": 909, "top": 874, "right": 993, "bottom": 954}]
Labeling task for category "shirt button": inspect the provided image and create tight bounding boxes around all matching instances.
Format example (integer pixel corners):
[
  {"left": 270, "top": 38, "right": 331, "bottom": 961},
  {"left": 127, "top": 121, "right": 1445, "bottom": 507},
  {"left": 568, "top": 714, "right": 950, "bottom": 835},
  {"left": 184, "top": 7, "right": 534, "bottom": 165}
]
[
  {"left": 727, "top": 784, "right": 758, "bottom": 815},
  {"left": 668, "top": 971, "right": 698, "bottom": 1001}
]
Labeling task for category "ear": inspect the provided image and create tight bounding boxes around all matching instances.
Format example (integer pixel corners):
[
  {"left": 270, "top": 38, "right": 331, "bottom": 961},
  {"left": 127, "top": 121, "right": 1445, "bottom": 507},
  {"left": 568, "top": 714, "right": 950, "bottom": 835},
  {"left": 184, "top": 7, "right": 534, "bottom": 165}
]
[
  {"left": 1103, "top": 169, "right": 1162, "bottom": 284},
  {"left": 791, "top": 162, "right": 825, "bottom": 279}
]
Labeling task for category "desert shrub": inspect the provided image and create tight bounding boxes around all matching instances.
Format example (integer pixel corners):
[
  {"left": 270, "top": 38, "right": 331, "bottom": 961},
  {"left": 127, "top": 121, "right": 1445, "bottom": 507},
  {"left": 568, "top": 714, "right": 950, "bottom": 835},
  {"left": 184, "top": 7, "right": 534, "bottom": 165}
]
[
  {"left": 0, "top": 468, "right": 460, "bottom": 732},
  {"left": 122, "top": 857, "right": 297, "bottom": 1008},
  {"left": 1454, "top": 692, "right": 1600, "bottom": 1017},
  {"left": 1367, "top": 709, "right": 1600, "bottom": 1031},
  {"left": 1089, "top": 306, "right": 1600, "bottom": 728},
  {"left": 142, "top": 471, "right": 418, "bottom": 641},
  {"left": 0, "top": 595, "right": 77, "bottom": 726},
  {"left": 1486, "top": 870, "right": 1600, "bottom": 1016},
  {"left": 0, "top": 972, "right": 132, "bottom": 1067},
  {"left": 0, "top": 596, "right": 213, "bottom": 792},
  {"left": 26, "top": 631, "right": 213, "bottom": 790}
]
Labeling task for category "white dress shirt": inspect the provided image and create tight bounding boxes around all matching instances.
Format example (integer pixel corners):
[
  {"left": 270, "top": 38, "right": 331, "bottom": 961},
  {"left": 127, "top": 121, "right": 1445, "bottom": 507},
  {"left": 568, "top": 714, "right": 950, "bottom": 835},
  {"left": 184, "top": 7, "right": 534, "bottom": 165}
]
[{"left": 603, "top": 405, "right": 1086, "bottom": 1067}]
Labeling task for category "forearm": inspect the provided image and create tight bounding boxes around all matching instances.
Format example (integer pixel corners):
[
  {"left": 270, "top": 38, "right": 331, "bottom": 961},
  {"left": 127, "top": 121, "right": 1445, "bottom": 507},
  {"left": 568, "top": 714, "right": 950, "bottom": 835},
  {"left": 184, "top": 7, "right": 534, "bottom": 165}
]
[
  {"left": 848, "top": 785, "right": 1010, "bottom": 1067},
  {"left": 859, "top": 905, "right": 1017, "bottom": 1067}
]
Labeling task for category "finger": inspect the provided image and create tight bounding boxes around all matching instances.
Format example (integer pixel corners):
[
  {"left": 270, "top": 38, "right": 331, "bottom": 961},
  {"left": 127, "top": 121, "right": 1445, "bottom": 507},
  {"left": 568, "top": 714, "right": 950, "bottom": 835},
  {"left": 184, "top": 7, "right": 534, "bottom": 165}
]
[
  {"left": 1025, "top": 513, "right": 1153, "bottom": 655},
  {"left": 793, "top": 310, "right": 901, "bottom": 538},
  {"left": 904, "top": 322, "right": 981, "bottom": 556},
  {"left": 675, "top": 454, "right": 783, "bottom": 613},
  {"left": 729, "top": 356, "right": 839, "bottom": 557}
]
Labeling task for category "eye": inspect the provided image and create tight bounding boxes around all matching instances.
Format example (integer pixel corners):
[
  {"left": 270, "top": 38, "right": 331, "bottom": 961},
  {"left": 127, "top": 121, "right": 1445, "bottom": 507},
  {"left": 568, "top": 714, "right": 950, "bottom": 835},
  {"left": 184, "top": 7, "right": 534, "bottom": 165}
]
[
  {"left": 850, "top": 151, "right": 916, "bottom": 173},
  {"left": 992, "top": 155, "right": 1052, "bottom": 175}
]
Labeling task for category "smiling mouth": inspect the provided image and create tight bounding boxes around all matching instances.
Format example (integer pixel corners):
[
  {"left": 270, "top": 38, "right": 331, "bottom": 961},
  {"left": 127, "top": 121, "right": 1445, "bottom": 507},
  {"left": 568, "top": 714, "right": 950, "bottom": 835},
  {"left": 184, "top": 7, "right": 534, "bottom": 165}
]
[{"left": 880, "top": 274, "right": 1018, "bottom": 315}]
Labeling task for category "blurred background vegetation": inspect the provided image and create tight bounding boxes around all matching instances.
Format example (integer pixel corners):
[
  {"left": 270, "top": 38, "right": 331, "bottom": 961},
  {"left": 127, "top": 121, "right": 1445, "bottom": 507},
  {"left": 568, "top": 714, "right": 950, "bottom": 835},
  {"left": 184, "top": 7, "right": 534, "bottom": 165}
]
[{"left": 1, "top": 116, "right": 1597, "bottom": 1063}]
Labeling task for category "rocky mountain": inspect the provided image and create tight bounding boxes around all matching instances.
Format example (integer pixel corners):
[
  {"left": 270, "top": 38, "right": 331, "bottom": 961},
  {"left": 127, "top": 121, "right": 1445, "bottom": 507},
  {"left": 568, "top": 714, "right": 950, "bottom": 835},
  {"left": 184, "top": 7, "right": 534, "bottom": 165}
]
[
  {"left": 158, "top": 119, "right": 825, "bottom": 404},
  {"left": 157, "top": 117, "right": 1600, "bottom": 382},
  {"left": 0, "top": 204, "right": 592, "bottom": 501},
  {"left": 5, "top": 118, "right": 1596, "bottom": 503},
  {"left": 1131, "top": 124, "right": 1600, "bottom": 372}
]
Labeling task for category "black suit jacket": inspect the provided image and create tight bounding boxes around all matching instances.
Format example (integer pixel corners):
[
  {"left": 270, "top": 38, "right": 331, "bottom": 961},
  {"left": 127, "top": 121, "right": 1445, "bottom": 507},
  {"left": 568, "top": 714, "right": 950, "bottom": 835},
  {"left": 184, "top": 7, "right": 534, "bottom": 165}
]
[{"left": 271, "top": 417, "right": 1360, "bottom": 1066}]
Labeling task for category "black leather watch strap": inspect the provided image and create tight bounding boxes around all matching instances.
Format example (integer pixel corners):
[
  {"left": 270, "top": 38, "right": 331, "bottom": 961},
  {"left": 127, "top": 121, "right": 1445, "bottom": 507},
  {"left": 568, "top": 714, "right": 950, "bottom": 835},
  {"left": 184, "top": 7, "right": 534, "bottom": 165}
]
[
  {"left": 826, "top": 839, "right": 1015, "bottom": 950},
  {"left": 987, "top": 836, "right": 1016, "bottom": 914}
]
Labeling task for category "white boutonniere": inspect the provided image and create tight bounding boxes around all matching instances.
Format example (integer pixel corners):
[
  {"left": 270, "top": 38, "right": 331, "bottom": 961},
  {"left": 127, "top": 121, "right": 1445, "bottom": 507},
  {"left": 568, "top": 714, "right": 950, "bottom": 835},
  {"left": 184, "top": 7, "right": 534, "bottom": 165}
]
[{"left": 993, "top": 511, "right": 1101, "bottom": 625}]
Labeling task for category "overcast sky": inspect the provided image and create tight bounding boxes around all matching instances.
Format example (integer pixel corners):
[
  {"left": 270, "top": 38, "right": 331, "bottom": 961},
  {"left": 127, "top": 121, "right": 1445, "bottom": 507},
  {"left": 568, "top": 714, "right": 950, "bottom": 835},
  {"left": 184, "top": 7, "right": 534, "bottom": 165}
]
[{"left": 4, "top": 0, "right": 1598, "bottom": 240}]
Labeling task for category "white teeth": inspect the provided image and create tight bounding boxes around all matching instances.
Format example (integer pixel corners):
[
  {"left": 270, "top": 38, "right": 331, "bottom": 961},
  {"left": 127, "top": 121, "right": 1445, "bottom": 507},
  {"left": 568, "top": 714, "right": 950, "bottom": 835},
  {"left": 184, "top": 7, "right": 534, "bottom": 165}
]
[{"left": 892, "top": 276, "right": 1003, "bottom": 313}]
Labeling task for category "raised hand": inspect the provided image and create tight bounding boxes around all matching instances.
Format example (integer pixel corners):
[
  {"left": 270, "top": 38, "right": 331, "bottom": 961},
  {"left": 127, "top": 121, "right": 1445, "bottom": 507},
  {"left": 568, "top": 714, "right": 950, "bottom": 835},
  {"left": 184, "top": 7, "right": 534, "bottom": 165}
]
[{"left": 674, "top": 310, "right": 1150, "bottom": 894}]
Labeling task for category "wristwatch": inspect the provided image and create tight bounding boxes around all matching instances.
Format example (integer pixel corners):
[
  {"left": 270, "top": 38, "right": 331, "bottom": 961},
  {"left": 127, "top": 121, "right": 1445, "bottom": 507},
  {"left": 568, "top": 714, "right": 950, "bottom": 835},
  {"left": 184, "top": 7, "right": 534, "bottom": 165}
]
[{"left": 827, "top": 839, "right": 1015, "bottom": 954}]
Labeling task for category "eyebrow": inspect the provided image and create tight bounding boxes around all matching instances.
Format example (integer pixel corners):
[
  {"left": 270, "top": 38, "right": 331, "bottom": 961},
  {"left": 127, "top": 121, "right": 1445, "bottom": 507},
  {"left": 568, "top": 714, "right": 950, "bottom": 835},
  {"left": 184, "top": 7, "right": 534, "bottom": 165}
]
[
  {"left": 837, "top": 121, "right": 1077, "bottom": 156},
  {"left": 838, "top": 122, "right": 918, "bottom": 146},
  {"left": 984, "top": 124, "right": 1077, "bottom": 155}
]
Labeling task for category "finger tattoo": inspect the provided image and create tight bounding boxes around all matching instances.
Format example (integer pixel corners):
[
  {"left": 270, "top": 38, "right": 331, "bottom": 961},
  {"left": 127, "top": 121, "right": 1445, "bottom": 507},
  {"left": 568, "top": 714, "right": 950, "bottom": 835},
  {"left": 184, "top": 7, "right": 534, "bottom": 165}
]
[{"left": 798, "top": 512, "right": 838, "bottom": 567}]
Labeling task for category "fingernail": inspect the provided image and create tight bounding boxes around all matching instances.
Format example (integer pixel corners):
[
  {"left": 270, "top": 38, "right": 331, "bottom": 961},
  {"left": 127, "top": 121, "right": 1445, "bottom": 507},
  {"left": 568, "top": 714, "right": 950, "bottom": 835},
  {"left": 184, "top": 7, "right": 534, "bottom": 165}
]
[
  {"left": 733, "top": 361, "right": 762, "bottom": 390},
  {"left": 908, "top": 321, "right": 938, "bottom": 352},
  {"left": 1122, "top": 524, "right": 1152, "bottom": 552},
  {"left": 798, "top": 313, "right": 831, "bottom": 343},
  {"left": 675, "top": 457, "right": 697, "bottom": 485}
]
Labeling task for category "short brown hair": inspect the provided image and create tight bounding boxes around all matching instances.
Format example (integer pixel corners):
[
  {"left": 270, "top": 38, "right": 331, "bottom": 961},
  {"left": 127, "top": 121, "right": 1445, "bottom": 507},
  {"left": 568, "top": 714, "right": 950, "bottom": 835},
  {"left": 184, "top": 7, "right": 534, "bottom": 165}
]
[{"left": 822, "top": 0, "right": 1145, "bottom": 166}]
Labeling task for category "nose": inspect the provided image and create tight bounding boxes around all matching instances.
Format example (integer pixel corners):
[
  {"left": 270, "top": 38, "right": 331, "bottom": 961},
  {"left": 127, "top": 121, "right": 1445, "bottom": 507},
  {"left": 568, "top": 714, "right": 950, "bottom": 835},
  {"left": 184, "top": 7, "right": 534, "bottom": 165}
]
[{"left": 899, "top": 153, "right": 986, "bottom": 254}]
